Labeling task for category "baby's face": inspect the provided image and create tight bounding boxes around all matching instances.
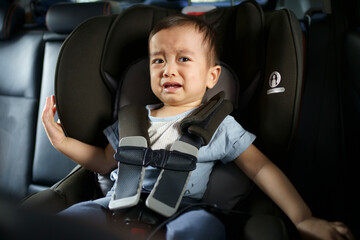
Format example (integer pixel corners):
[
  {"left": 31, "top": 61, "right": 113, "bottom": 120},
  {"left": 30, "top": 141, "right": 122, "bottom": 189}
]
[{"left": 149, "top": 25, "right": 219, "bottom": 108}]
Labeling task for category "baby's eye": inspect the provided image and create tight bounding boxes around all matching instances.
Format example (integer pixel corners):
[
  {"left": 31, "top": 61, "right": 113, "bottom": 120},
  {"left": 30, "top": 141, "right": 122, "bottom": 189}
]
[
  {"left": 152, "top": 59, "right": 164, "bottom": 64},
  {"left": 179, "top": 57, "right": 190, "bottom": 62}
]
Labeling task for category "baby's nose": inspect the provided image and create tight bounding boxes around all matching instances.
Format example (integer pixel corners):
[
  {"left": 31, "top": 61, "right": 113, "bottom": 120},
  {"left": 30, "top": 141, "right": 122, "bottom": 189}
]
[{"left": 163, "top": 63, "right": 177, "bottom": 77}]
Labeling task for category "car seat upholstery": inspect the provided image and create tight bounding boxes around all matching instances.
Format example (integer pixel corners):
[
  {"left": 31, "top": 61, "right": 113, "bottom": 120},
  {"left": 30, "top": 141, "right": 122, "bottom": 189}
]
[
  {"left": 23, "top": 1, "right": 303, "bottom": 238},
  {"left": 0, "top": 1, "right": 44, "bottom": 200}
]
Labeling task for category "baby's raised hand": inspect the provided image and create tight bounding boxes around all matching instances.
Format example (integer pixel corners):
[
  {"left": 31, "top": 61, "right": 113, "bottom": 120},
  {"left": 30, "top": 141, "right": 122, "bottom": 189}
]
[
  {"left": 41, "top": 95, "right": 66, "bottom": 149},
  {"left": 296, "top": 216, "right": 354, "bottom": 240}
]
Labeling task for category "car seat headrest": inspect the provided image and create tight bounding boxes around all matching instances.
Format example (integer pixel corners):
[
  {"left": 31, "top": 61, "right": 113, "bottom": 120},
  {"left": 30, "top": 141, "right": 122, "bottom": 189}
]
[
  {"left": 46, "top": 1, "right": 122, "bottom": 34},
  {"left": 0, "top": 1, "right": 24, "bottom": 40},
  {"left": 101, "top": 4, "right": 264, "bottom": 96}
]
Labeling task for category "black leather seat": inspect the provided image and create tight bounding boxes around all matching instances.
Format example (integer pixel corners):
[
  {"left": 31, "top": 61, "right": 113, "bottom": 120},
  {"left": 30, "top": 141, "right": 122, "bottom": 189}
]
[{"left": 0, "top": 0, "right": 44, "bottom": 200}]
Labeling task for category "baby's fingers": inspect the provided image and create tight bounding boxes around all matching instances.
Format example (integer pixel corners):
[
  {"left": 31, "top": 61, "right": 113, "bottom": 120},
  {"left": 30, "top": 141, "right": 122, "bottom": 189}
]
[
  {"left": 332, "top": 222, "right": 355, "bottom": 240},
  {"left": 42, "top": 97, "right": 56, "bottom": 124},
  {"left": 42, "top": 97, "right": 51, "bottom": 117},
  {"left": 41, "top": 96, "right": 66, "bottom": 147},
  {"left": 51, "top": 95, "right": 57, "bottom": 115}
]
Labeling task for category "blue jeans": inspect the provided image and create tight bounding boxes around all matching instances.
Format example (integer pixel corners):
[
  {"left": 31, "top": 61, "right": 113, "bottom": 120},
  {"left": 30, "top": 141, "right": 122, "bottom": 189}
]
[{"left": 58, "top": 197, "right": 226, "bottom": 240}]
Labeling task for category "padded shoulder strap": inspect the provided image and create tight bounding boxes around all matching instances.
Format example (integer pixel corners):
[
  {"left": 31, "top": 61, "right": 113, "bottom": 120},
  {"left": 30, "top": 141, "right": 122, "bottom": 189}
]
[{"left": 180, "top": 91, "right": 234, "bottom": 146}]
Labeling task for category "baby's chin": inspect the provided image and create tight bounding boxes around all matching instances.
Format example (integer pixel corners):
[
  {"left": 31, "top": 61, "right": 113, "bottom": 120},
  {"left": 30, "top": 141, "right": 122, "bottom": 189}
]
[{"left": 155, "top": 92, "right": 201, "bottom": 106}]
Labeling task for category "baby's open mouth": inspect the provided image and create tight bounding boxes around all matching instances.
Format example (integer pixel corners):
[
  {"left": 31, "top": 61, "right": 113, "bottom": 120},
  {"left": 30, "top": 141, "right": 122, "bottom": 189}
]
[
  {"left": 163, "top": 82, "right": 182, "bottom": 93},
  {"left": 163, "top": 82, "right": 182, "bottom": 89}
]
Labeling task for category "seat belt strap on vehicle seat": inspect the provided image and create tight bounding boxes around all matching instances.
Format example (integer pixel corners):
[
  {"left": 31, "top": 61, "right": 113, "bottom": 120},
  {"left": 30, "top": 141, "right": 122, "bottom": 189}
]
[
  {"left": 109, "top": 91, "right": 233, "bottom": 216},
  {"left": 146, "top": 91, "right": 233, "bottom": 216}
]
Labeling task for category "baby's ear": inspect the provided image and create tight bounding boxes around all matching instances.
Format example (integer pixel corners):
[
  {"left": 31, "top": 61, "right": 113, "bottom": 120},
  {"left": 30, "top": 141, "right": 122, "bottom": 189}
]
[{"left": 207, "top": 65, "right": 221, "bottom": 89}]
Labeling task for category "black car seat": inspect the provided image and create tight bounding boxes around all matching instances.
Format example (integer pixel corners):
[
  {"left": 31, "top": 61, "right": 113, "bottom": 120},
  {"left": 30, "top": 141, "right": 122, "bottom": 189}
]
[{"left": 23, "top": 1, "right": 303, "bottom": 238}]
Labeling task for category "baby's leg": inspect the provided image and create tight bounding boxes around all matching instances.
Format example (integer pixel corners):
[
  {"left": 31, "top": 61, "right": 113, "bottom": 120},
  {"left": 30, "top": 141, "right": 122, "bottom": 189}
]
[
  {"left": 166, "top": 209, "right": 226, "bottom": 240},
  {"left": 58, "top": 197, "right": 110, "bottom": 225}
]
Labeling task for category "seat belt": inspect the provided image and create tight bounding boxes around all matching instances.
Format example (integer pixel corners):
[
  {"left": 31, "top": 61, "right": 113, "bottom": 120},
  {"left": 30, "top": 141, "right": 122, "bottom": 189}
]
[{"left": 109, "top": 91, "right": 233, "bottom": 217}]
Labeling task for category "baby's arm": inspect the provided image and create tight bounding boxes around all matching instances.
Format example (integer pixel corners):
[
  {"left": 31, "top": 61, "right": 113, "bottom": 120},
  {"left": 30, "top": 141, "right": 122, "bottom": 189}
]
[
  {"left": 235, "top": 144, "right": 354, "bottom": 240},
  {"left": 41, "top": 95, "right": 117, "bottom": 174}
]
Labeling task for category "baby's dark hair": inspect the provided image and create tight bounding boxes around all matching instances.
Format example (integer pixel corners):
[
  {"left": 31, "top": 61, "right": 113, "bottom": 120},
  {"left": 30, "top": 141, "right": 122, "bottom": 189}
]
[{"left": 149, "top": 14, "right": 219, "bottom": 66}]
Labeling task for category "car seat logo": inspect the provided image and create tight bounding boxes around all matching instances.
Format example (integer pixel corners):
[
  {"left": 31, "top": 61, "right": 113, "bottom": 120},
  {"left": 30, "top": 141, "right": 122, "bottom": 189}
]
[
  {"left": 267, "top": 71, "right": 285, "bottom": 95},
  {"left": 269, "top": 71, "right": 281, "bottom": 88}
]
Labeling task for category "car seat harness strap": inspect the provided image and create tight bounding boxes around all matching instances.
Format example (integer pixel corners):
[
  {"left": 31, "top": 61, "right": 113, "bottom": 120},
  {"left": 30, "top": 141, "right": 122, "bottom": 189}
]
[{"left": 109, "top": 91, "right": 233, "bottom": 217}]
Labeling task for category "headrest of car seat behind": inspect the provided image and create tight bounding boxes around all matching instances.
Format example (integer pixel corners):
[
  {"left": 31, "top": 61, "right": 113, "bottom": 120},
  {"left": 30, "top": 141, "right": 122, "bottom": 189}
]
[
  {"left": 0, "top": 1, "right": 25, "bottom": 40},
  {"left": 55, "top": 2, "right": 265, "bottom": 148},
  {"left": 46, "top": 1, "right": 122, "bottom": 34}
]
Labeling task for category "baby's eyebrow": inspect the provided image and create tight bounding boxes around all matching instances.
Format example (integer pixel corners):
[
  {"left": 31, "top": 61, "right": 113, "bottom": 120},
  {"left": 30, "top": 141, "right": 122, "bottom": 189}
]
[
  {"left": 149, "top": 49, "right": 196, "bottom": 58},
  {"left": 149, "top": 51, "right": 163, "bottom": 57},
  {"left": 177, "top": 49, "right": 195, "bottom": 55}
]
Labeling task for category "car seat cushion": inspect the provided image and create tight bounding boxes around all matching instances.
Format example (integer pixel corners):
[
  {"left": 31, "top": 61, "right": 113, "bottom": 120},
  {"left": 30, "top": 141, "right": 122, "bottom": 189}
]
[{"left": 201, "top": 161, "right": 253, "bottom": 210}]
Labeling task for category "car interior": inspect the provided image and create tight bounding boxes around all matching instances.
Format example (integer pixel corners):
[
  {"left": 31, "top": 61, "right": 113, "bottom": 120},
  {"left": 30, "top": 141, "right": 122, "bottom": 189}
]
[{"left": 0, "top": 0, "right": 359, "bottom": 239}]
